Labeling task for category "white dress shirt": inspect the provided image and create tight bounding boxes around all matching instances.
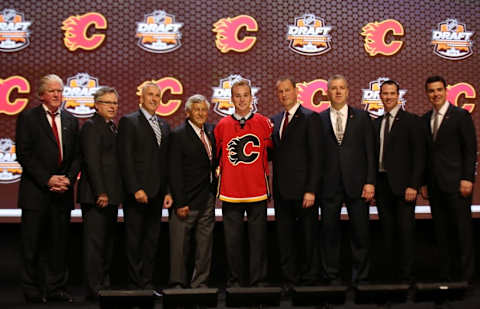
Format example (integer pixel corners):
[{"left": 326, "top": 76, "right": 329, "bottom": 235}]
[{"left": 330, "top": 104, "right": 348, "bottom": 142}]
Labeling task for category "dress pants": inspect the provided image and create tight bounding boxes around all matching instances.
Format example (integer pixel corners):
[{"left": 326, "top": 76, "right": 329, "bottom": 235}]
[
  {"left": 169, "top": 195, "right": 215, "bottom": 288},
  {"left": 124, "top": 194, "right": 163, "bottom": 289},
  {"left": 321, "top": 188, "right": 370, "bottom": 283},
  {"left": 82, "top": 203, "right": 118, "bottom": 297},
  {"left": 222, "top": 200, "right": 268, "bottom": 287},
  {"left": 375, "top": 173, "right": 415, "bottom": 282},
  {"left": 275, "top": 196, "right": 319, "bottom": 286},
  {"left": 21, "top": 200, "right": 71, "bottom": 297},
  {"left": 429, "top": 182, "right": 474, "bottom": 282}
]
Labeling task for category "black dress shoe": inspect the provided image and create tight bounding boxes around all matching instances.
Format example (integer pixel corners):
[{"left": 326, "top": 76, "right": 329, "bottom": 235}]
[
  {"left": 47, "top": 290, "right": 73, "bottom": 302},
  {"left": 25, "top": 293, "right": 47, "bottom": 304}
]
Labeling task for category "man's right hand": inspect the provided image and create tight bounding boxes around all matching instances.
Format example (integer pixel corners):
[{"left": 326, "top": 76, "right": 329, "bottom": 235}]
[
  {"left": 134, "top": 189, "right": 148, "bottom": 204},
  {"left": 47, "top": 175, "right": 70, "bottom": 193},
  {"left": 176, "top": 206, "right": 190, "bottom": 219}
]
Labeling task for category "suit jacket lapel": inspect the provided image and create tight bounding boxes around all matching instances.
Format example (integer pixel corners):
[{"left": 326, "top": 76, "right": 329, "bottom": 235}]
[
  {"left": 137, "top": 110, "right": 157, "bottom": 146},
  {"left": 284, "top": 106, "right": 303, "bottom": 140},
  {"left": 435, "top": 104, "right": 453, "bottom": 140},
  {"left": 325, "top": 108, "right": 337, "bottom": 143},
  {"left": 37, "top": 105, "right": 58, "bottom": 146},
  {"left": 186, "top": 121, "right": 210, "bottom": 161},
  {"left": 341, "top": 106, "right": 355, "bottom": 144}
]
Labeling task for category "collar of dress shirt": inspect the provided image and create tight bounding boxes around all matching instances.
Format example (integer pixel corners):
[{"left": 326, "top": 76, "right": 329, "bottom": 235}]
[
  {"left": 42, "top": 104, "right": 59, "bottom": 116},
  {"left": 233, "top": 111, "right": 253, "bottom": 120},
  {"left": 434, "top": 101, "right": 449, "bottom": 116},
  {"left": 188, "top": 119, "right": 204, "bottom": 134},
  {"left": 330, "top": 104, "right": 348, "bottom": 118},
  {"left": 140, "top": 106, "right": 157, "bottom": 120},
  {"left": 286, "top": 103, "right": 300, "bottom": 118},
  {"left": 385, "top": 104, "right": 401, "bottom": 119}
]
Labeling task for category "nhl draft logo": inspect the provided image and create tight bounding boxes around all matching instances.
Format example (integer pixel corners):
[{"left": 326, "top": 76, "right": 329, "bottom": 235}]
[
  {"left": 227, "top": 134, "right": 260, "bottom": 166},
  {"left": 361, "top": 77, "right": 407, "bottom": 117},
  {"left": 287, "top": 13, "right": 332, "bottom": 56},
  {"left": 0, "top": 8, "right": 31, "bottom": 52},
  {"left": 212, "top": 75, "right": 259, "bottom": 117},
  {"left": 0, "top": 138, "right": 22, "bottom": 184},
  {"left": 136, "top": 10, "right": 183, "bottom": 53},
  {"left": 431, "top": 19, "right": 474, "bottom": 60},
  {"left": 62, "top": 73, "right": 100, "bottom": 118}
]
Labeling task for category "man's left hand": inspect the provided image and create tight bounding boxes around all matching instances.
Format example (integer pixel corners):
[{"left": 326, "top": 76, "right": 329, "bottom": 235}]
[
  {"left": 163, "top": 194, "right": 173, "bottom": 208},
  {"left": 361, "top": 184, "right": 375, "bottom": 202}
]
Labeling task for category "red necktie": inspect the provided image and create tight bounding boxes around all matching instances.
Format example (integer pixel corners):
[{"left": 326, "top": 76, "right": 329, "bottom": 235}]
[
  {"left": 48, "top": 111, "right": 62, "bottom": 165},
  {"left": 281, "top": 112, "right": 289, "bottom": 139}
]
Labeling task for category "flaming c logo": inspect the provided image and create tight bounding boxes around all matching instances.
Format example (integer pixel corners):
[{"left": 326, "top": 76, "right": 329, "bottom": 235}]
[
  {"left": 62, "top": 12, "right": 107, "bottom": 51},
  {"left": 447, "top": 83, "right": 476, "bottom": 113},
  {"left": 296, "top": 79, "right": 330, "bottom": 113},
  {"left": 137, "top": 78, "right": 183, "bottom": 116},
  {"left": 0, "top": 76, "right": 30, "bottom": 115},
  {"left": 361, "top": 19, "right": 404, "bottom": 56},
  {"left": 213, "top": 15, "right": 258, "bottom": 53}
]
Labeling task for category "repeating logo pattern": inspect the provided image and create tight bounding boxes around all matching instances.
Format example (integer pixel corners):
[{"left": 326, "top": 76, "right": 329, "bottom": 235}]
[
  {"left": 296, "top": 79, "right": 330, "bottom": 113},
  {"left": 212, "top": 75, "right": 259, "bottom": 117},
  {"left": 431, "top": 18, "right": 474, "bottom": 60},
  {"left": 0, "top": 138, "right": 22, "bottom": 184},
  {"left": 0, "top": 8, "right": 31, "bottom": 52},
  {"left": 62, "top": 73, "right": 100, "bottom": 118},
  {"left": 361, "top": 77, "right": 407, "bottom": 117},
  {"left": 213, "top": 15, "right": 258, "bottom": 53},
  {"left": 287, "top": 13, "right": 332, "bottom": 56},
  {"left": 361, "top": 19, "right": 404, "bottom": 56},
  {"left": 136, "top": 10, "right": 183, "bottom": 53},
  {"left": 62, "top": 12, "right": 107, "bottom": 51},
  {"left": 0, "top": 76, "right": 30, "bottom": 115}
]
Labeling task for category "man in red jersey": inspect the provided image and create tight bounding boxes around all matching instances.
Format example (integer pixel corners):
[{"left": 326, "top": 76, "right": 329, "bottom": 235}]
[{"left": 214, "top": 79, "right": 273, "bottom": 287}]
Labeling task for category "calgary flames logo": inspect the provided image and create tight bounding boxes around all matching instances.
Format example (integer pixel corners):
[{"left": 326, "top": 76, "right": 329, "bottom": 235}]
[
  {"left": 211, "top": 75, "right": 259, "bottom": 117},
  {"left": 297, "top": 79, "right": 330, "bottom": 113},
  {"left": 447, "top": 83, "right": 476, "bottom": 113},
  {"left": 362, "top": 77, "right": 407, "bottom": 117},
  {"left": 431, "top": 18, "right": 474, "bottom": 60},
  {"left": 287, "top": 13, "right": 332, "bottom": 56},
  {"left": 136, "top": 10, "right": 183, "bottom": 53},
  {"left": 213, "top": 15, "right": 258, "bottom": 53},
  {"left": 0, "top": 138, "right": 22, "bottom": 184},
  {"left": 136, "top": 78, "right": 183, "bottom": 116},
  {"left": 227, "top": 134, "right": 260, "bottom": 166},
  {"left": 62, "top": 73, "right": 100, "bottom": 118},
  {"left": 0, "top": 76, "right": 30, "bottom": 115},
  {"left": 62, "top": 12, "right": 107, "bottom": 51},
  {"left": 0, "top": 8, "right": 31, "bottom": 52},
  {"left": 361, "top": 19, "right": 404, "bottom": 56}
]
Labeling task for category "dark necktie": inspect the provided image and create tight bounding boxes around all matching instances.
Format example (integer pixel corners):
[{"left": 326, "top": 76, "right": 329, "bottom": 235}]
[
  {"left": 48, "top": 111, "right": 62, "bottom": 165},
  {"left": 381, "top": 112, "right": 391, "bottom": 169},
  {"left": 432, "top": 112, "right": 440, "bottom": 141},
  {"left": 108, "top": 121, "right": 117, "bottom": 134},
  {"left": 281, "top": 111, "right": 289, "bottom": 139}
]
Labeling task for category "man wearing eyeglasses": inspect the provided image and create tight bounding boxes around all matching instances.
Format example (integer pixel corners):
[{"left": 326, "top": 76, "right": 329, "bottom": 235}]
[{"left": 78, "top": 86, "right": 124, "bottom": 300}]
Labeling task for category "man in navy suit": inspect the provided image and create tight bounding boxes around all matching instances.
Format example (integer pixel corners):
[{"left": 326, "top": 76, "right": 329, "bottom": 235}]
[
  {"left": 16, "top": 74, "right": 80, "bottom": 303},
  {"left": 421, "top": 75, "right": 477, "bottom": 282},
  {"left": 78, "top": 86, "right": 123, "bottom": 299},
  {"left": 318, "top": 75, "right": 376, "bottom": 285},
  {"left": 118, "top": 82, "right": 172, "bottom": 291},
  {"left": 271, "top": 77, "right": 322, "bottom": 292},
  {"left": 374, "top": 80, "right": 425, "bottom": 283},
  {"left": 168, "top": 94, "right": 217, "bottom": 288}
]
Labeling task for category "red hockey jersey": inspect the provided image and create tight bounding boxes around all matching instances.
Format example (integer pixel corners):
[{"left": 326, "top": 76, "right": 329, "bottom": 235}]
[{"left": 214, "top": 114, "right": 273, "bottom": 203}]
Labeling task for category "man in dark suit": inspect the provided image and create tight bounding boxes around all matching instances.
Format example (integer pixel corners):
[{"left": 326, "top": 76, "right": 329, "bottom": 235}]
[
  {"left": 318, "top": 75, "right": 375, "bottom": 285},
  {"left": 421, "top": 75, "right": 477, "bottom": 282},
  {"left": 374, "top": 80, "right": 425, "bottom": 283},
  {"left": 78, "top": 86, "right": 123, "bottom": 300},
  {"left": 168, "top": 94, "right": 216, "bottom": 288},
  {"left": 118, "top": 82, "right": 172, "bottom": 291},
  {"left": 16, "top": 74, "right": 80, "bottom": 303},
  {"left": 271, "top": 77, "right": 322, "bottom": 291}
]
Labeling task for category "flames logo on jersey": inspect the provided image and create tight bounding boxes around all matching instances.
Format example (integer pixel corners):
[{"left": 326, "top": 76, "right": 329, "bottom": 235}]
[
  {"left": 362, "top": 77, "right": 407, "bottom": 117},
  {"left": 62, "top": 12, "right": 107, "bottom": 51},
  {"left": 287, "top": 13, "right": 332, "bottom": 56},
  {"left": 212, "top": 75, "right": 259, "bottom": 117},
  {"left": 213, "top": 15, "right": 258, "bottom": 53},
  {"left": 431, "top": 19, "right": 474, "bottom": 60},
  {"left": 0, "top": 138, "right": 22, "bottom": 184},
  {"left": 62, "top": 73, "right": 100, "bottom": 118},
  {"left": 227, "top": 134, "right": 260, "bottom": 166},
  {"left": 136, "top": 10, "right": 183, "bottom": 53},
  {"left": 0, "top": 8, "right": 31, "bottom": 52},
  {"left": 361, "top": 19, "right": 404, "bottom": 56}
]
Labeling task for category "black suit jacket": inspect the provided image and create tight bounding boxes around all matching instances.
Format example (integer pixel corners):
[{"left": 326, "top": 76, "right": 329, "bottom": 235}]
[
  {"left": 16, "top": 104, "right": 80, "bottom": 210},
  {"left": 271, "top": 105, "right": 322, "bottom": 200},
  {"left": 78, "top": 113, "right": 124, "bottom": 205},
  {"left": 117, "top": 110, "right": 170, "bottom": 198},
  {"left": 374, "top": 109, "right": 425, "bottom": 195},
  {"left": 169, "top": 121, "right": 217, "bottom": 210},
  {"left": 319, "top": 106, "right": 376, "bottom": 199},
  {"left": 422, "top": 104, "right": 477, "bottom": 193}
]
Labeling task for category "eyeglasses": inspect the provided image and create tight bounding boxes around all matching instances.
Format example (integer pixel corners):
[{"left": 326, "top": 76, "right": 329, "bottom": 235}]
[{"left": 96, "top": 100, "right": 118, "bottom": 105}]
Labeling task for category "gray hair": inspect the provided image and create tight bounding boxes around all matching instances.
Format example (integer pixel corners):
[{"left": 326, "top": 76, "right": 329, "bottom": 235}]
[
  {"left": 93, "top": 86, "right": 119, "bottom": 102},
  {"left": 327, "top": 74, "right": 349, "bottom": 89},
  {"left": 141, "top": 82, "right": 160, "bottom": 95},
  {"left": 185, "top": 94, "right": 210, "bottom": 111},
  {"left": 37, "top": 74, "right": 64, "bottom": 97}
]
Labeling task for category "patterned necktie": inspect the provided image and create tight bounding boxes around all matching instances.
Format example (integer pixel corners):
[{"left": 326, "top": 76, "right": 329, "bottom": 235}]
[
  {"left": 281, "top": 111, "right": 289, "bottom": 139},
  {"left": 381, "top": 112, "right": 391, "bottom": 169},
  {"left": 150, "top": 116, "right": 162, "bottom": 145},
  {"left": 108, "top": 121, "right": 117, "bottom": 134},
  {"left": 48, "top": 111, "right": 62, "bottom": 165},
  {"left": 336, "top": 110, "right": 344, "bottom": 144},
  {"left": 432, "top": 112, "right": 440, "bottom": 141},
  {"left": 200, "top": 128, "right": 212, "bottom": 160}
]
